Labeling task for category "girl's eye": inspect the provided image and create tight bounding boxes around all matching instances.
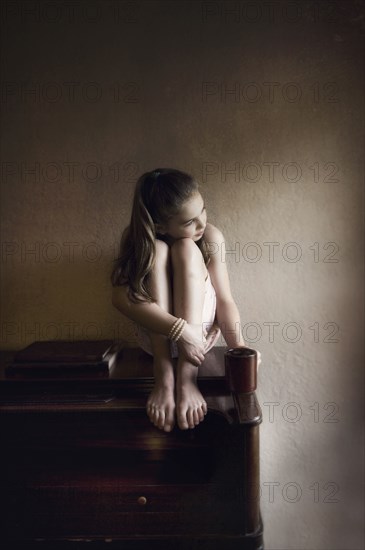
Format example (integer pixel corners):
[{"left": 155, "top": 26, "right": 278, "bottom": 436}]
[{"left": 184, "top": 206, "right": 205, "bottom": 227}]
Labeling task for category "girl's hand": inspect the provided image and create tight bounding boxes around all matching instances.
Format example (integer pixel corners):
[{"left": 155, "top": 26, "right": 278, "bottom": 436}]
[{"left": 177, "top": 322, "right": 207, "bottom": 366}]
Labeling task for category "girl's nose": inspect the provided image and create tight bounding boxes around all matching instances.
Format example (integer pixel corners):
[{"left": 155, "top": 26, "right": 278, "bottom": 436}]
[
  {"left": 197, "top": 211, "right": 206, "bottom": 229},
  {"left": 196, "top": 217, "right": 205, "bottom": 230}
]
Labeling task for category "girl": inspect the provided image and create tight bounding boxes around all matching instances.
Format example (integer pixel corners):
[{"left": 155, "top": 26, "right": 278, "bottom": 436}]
[{"left": 111, "top": 168, "right": 261, "bottom": 432}]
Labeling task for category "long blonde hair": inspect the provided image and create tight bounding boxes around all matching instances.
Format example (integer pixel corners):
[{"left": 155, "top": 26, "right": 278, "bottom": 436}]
[{"left": 111, "top": 168, "right": 210, "bottom": 302}]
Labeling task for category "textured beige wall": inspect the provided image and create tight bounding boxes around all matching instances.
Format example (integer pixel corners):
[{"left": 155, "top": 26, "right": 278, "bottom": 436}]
[{"left": 0, "top": 1, "right": 363, "bottom": 548}]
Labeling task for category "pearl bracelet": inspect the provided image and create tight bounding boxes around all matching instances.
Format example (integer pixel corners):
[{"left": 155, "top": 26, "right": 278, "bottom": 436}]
[
  {"left": 168, "top": 318, "right": 183, "bottom": 340},
  {"left": 174, "top": 319, "right": 186, "bottom": 342},
  {"left": 168, "top": 318, "right": 186, "bottom": 342}
]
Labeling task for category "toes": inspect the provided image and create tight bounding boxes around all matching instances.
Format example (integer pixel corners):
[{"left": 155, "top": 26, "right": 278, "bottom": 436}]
[
  {"left": 164, "top": 410, "right": 175, "bottom": 432},
  {"left": 179, "top": 408, "right": 204, "bottom": 430},
  {"left": 148, "top": 405, "right": 176, "bottom": 432},
  {"left": 197, "top": 407, "right": 205, "bottom": 422},
  {"left": 177, "top": 410, "right": 189, "bottom": 430},
  {"left": 147, "top": 405, "right": 160, "bottom": 427},
  {"left": 177, "top": 400, "right": 208, "bottom": 430},
  {"left": 193, "top": 405, "right": 207, "bottom": 425},
  {"left": 146, "top": 404, "right": 153, "bottom": 422},
  {"left": 193, "top": 409, "right": 200, "bottom": 425},
  {"left": 187, "top": 408, "right": 195, "bottom": 429},
  {"left": 156, "top": 410, "right": 165, "bottom": 430}
]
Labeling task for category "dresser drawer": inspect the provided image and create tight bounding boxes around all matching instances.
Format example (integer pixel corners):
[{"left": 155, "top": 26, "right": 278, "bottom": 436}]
[
  {"left": 7, "top": 482, "right": 242, "bottom": 538},
  {"left": 2, "top": 434, "right": 247, "bottom": 539}
]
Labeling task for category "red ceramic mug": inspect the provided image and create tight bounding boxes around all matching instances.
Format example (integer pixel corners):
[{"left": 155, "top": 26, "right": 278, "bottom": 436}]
[{"left": 225, "top": 347, "right": 257, "bottom": 393}]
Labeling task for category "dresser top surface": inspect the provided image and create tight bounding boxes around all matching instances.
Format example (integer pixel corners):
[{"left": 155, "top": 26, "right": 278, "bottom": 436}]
[
  {"left": 0, "top": 345, "right": 227, "bottom": 381},
  {"left": 0, "top": 346, "right": 262, "bottom": 425}
]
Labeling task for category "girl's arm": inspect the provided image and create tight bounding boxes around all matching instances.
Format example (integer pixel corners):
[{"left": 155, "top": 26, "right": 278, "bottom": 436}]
[
  {"left": 112, "top": 285, "right": 177, "bottom": 335},
  {"left": 112, "top": 286, "right": 206, "bottom": 365},
  {"left": 205, "top": 224, "right": 246, "bottom": 348},
  {"left": 215, "top": 301, "right": 246, "bottom": 348}
]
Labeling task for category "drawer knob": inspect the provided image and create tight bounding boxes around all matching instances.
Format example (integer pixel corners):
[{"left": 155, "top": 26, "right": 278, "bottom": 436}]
[{"left": 137, "top": 496, "right": 147, "bottom": 506}]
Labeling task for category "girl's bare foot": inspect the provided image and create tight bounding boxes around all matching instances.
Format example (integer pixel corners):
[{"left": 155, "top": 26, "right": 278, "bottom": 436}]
[
  {"left": 146, "top": 365, "right": 176, "bottom": 432},
  {"left": 176, "top": 360, "right": 208, "bottom": 430}
]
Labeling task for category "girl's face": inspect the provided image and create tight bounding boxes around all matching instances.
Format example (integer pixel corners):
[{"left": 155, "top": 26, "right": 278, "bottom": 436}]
[{"left": 159, "top": 191, "right": 207, "bottom": 242}]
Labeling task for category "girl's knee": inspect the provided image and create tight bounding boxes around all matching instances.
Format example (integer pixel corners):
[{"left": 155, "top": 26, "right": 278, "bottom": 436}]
[
  {"left": 171, "top": 237, "right": 198, "bottom": 259},
  {"left": 170, "top": 238, "right": 205, "bottom": 273}
]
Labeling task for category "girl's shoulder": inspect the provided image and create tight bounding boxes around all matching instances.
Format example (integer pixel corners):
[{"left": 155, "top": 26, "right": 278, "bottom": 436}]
[{"left": 204, "top": 222, "right": 224, "bottom": 243}]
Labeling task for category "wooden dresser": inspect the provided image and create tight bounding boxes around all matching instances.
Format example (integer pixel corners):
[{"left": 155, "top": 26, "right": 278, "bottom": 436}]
[{"left": 0, "top": 345, "right": 264, "bottom": 549}]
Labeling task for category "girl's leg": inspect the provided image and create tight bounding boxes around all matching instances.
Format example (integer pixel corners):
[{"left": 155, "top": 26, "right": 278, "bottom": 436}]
[
  {"left": 170, "top": 238, "right": 209, "bottom": 430},
  {"left": 145, "top": 240, "right": 176, "bottom": 432}
]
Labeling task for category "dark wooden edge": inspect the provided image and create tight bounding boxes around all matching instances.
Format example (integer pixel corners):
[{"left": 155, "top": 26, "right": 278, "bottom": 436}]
[
  {"left": 2, "top": 525, "right": 264, "bottom": 549},
  {"left": 234, "top": 392, "right": 263, "bottom": 425},
  {"left": 0, "top": 348, "right": 263, "bottom": 426}
]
